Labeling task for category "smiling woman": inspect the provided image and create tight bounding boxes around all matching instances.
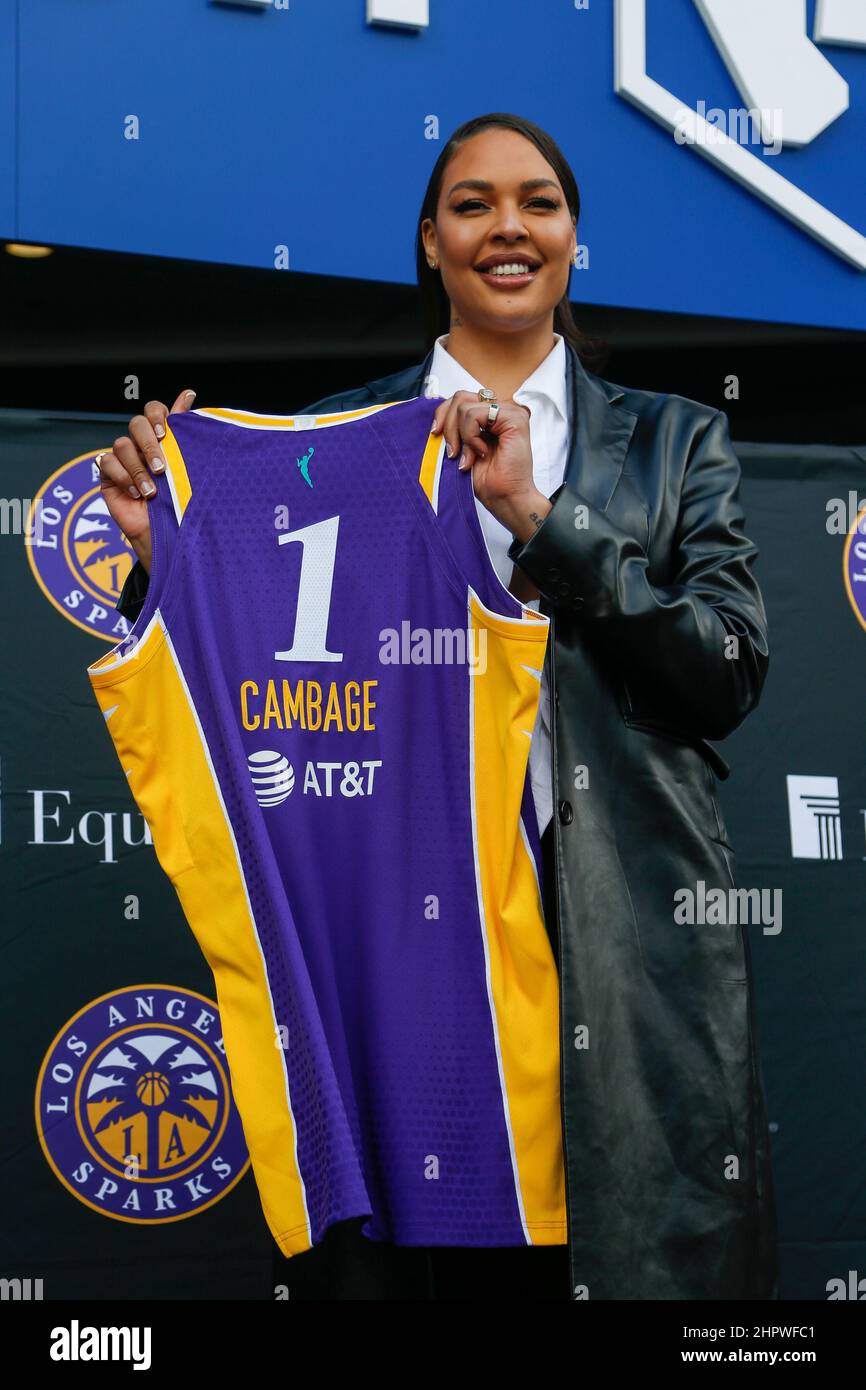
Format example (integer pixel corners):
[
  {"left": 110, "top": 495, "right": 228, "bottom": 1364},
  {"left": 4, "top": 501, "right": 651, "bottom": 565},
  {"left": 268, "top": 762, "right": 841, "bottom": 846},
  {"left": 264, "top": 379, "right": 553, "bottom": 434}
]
[
  {"left": 417, "top": 119, "right": 588, "bottom": 399},
  {"left": 102, "top": 111, "right": 776, "bottom": 1304}
]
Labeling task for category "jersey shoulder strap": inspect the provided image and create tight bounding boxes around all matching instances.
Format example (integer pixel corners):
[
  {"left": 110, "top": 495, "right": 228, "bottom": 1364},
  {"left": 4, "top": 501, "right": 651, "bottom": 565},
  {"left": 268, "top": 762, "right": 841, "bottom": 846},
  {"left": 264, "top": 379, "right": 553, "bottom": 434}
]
[{"left": 366, "top": 394, "right": 548, "bottom": 627}]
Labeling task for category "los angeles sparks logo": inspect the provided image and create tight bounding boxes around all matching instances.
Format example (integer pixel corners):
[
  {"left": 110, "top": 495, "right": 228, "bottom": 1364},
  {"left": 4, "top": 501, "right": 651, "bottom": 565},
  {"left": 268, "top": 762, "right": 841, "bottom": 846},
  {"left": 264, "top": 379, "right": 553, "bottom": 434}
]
[
  {"left": 35, "top": 985, "right": 250, "bottom": 1228},
  {"left": 843, "top": 504, "right": 866, "bottom": 634},
  {"left": 26, "top": 451, "right": 135, "bottom": 642}
]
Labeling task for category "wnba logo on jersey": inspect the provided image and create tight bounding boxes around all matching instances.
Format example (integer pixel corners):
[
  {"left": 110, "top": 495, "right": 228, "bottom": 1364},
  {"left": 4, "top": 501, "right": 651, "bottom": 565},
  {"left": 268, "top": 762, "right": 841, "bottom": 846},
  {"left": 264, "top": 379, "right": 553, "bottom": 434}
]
[
  {"left": 26, "top": 452, "right": 135, "bottom": 642},
  {"left": 35, "top": 985, "right": 251, "bottom": 1229}
]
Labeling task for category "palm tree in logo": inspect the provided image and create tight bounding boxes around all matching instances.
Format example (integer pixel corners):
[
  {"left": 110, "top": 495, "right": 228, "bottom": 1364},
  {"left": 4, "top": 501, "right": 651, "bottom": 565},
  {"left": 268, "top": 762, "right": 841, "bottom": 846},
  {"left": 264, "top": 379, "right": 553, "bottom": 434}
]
[{"left": 89, "top": 1037, "right": 218, "bottom": 1175}]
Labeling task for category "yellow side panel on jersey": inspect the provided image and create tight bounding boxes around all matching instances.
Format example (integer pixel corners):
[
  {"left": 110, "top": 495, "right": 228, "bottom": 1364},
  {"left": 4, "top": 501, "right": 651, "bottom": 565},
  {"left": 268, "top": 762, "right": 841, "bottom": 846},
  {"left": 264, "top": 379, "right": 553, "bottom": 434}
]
[
  {"left": 88, "top": 625, "right": 312, "bottom": 1257},
  {"left": 468, "top": 594, "right": 567, "bottom": 1243}
]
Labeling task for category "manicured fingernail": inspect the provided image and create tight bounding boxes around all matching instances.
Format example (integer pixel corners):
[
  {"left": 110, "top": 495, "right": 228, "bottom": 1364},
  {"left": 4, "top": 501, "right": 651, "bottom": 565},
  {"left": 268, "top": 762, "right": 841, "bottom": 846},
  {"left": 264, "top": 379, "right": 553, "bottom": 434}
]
[
  {"left": 140, "top": 478, "right": 156, "bottom": 497},
  {"left": 458, "top": 453, "right": 467, "bottom": 469},
  {"left": 128, "top": 485, "right": 141, "bottom": 499},
  {"left": 150, "top": 452, "right": 166, "bottom": 473},
  {"left": 445, "top": 443, "right": 453, "bottom": 458},
  {"left": 154, "top": 423, "right": 165, "bottom": 439},
  {"left": 185, "top": 391, "right": 196, "bottom": 403}
]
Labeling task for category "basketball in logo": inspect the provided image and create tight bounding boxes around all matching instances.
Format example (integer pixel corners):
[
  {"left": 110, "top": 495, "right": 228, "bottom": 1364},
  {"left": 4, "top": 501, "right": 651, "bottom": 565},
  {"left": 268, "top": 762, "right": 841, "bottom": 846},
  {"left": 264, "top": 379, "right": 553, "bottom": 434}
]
[
  {"left": 247, "top": 750, "right": 295, "bottom": 807},
  {"left": 136, "top": 1071, "right": 172, "bottom": 1106},
  {"left": 35, "top": 984, "right": 251, "bottom": 1228},
  {"left": 26, "top": 450, "right": 136, "bottom": 642}
]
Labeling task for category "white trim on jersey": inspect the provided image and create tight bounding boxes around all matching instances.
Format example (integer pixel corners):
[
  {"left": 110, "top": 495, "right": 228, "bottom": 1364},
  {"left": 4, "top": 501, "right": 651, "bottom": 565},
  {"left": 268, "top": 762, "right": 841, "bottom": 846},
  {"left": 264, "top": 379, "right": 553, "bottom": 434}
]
[
  {"left": 164, "top": 460, "right": 185, "bottom": 527},
  {"left": 467, "top": 584, "right": 551, "bottom": 642},
  {"left": 191, "top": 400, "right": 410, "bottom": 431},
  {"left": 159, "top": 613, "right": 313, "bottom": 1248},
  {"left": 430, "top": 436, "right": 446, "bottom": 515},
  {"left": 466, "top": 587, "right": 531, "bottom": 1245},
  {"left": 86, "top": 611, "right": 161, "bottom": 676}
]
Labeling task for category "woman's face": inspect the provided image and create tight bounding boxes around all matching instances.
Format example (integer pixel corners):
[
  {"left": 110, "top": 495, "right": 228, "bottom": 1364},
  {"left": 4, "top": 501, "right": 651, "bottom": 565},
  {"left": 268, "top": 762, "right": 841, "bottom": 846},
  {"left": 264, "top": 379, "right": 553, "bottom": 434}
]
[{"left": 423, "top": 127, "right": 576, "bottom": 335}]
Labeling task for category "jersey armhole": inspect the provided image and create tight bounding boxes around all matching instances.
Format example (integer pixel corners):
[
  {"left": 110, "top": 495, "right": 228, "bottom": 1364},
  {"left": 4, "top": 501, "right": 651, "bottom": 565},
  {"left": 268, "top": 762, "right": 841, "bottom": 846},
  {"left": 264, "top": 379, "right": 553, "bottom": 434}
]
[
  {"left": 87, "top": 420, "right": 191, "bottom": 688},
  {"left": 368, "top": 402, "right": 550, "bottom": 637},
  {"left": 444, "top": 443, "right": 549, "bottom": 626},
  {"left": 416, "top": 420, "right": 550, "bottom": 627}
]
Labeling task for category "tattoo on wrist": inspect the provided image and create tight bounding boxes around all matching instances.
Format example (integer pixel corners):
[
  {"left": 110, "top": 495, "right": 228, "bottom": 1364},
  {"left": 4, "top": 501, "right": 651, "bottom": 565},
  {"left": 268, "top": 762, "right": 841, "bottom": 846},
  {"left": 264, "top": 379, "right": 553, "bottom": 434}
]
[{"left": 529, "top": 510, "right": 545, "bottom": 532}]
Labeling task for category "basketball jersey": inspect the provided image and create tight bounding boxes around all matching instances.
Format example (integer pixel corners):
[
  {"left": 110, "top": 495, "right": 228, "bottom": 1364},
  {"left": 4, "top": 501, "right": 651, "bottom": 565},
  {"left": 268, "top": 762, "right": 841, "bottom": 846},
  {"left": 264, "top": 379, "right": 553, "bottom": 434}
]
[{"left": 87, "top": 393, "right": 566, "bottom": 1255}]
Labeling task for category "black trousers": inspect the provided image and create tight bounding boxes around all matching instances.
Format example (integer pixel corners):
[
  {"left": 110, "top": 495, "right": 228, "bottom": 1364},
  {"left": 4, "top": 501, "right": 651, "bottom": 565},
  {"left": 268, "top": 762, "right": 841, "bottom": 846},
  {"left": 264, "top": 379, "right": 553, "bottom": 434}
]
[{"left": 272, "top": 820, "right": 568, "bottom": 1300}]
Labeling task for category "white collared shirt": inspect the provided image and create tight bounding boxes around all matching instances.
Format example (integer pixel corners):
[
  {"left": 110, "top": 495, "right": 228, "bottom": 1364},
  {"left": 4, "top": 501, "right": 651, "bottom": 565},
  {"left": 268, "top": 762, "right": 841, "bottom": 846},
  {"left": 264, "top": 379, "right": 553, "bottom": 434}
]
[{"left": 427, "top": 332, "right": 572, "bottom": 835}]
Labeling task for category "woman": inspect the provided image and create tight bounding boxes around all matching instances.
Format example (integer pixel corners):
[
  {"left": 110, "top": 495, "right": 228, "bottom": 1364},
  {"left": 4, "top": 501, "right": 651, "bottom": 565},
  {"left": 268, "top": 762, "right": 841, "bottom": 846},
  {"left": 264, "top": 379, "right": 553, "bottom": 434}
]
[{"left": 100, "top": 112, "right": 777, "bottom": 1302}]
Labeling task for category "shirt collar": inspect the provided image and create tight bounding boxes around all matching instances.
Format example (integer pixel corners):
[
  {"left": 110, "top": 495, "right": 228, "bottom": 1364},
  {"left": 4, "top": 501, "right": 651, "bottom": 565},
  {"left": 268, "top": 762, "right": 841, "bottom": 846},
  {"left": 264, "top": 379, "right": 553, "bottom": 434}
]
[{"left": 430, "top": 332, "right": 568, "bottom": 425}]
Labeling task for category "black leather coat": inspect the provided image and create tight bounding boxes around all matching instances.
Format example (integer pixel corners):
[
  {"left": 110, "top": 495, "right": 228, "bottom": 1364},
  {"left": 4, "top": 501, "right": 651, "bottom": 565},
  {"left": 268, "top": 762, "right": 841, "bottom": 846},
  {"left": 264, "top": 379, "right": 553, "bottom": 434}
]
[{"left": 117, "top": 341, "right": 778, "bottom": 1299}]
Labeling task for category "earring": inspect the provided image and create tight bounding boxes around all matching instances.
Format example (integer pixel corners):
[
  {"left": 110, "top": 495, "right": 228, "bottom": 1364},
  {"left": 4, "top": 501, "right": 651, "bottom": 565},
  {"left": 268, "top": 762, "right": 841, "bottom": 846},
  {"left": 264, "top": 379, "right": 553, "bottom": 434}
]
[{"left": 428, "top": 259, "right": 438, "bottom": 269}]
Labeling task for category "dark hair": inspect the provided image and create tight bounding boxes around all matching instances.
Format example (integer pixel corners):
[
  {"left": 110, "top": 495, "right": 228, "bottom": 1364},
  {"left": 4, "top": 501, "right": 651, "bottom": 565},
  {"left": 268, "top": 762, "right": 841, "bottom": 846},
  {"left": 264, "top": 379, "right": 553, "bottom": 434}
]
[{"left": 415, "top": 112, "right": 606, "bottom": 369}]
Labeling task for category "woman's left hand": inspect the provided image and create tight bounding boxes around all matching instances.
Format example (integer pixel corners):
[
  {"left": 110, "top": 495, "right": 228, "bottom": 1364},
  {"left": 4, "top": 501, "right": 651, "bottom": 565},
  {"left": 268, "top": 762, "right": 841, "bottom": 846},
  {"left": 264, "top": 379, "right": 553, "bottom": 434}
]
[{"left": 430, "top": 391, "right": 550, "bottom": 540}]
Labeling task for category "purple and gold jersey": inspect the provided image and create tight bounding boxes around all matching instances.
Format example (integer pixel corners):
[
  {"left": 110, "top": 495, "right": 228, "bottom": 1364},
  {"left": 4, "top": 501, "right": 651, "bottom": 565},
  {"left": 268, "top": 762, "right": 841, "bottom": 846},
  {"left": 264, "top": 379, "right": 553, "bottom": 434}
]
[{"left": 87, "top": 394, "right": 566, "bottom": 1255}]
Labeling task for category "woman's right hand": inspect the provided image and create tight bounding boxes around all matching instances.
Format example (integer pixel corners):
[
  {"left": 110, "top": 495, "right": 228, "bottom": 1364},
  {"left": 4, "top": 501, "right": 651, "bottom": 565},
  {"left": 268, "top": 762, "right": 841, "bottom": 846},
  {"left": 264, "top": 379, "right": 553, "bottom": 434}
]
[{"left": 97, "top": 389, "right": 197, "bottom": 574}]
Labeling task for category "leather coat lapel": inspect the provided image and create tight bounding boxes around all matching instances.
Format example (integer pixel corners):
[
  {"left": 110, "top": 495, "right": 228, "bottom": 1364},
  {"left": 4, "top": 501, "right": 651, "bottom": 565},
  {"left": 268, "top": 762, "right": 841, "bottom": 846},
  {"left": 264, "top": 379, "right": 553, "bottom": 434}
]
[{"left": 563, "top": 340, "right": 638, "bottom": 514}]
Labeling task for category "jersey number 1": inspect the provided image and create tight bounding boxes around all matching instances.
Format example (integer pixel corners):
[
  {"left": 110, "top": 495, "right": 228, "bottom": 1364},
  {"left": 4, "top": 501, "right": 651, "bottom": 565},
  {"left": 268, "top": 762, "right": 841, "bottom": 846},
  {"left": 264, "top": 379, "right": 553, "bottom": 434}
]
[{"left": 274, "top": 515, "right": 343, "bottom": 663}]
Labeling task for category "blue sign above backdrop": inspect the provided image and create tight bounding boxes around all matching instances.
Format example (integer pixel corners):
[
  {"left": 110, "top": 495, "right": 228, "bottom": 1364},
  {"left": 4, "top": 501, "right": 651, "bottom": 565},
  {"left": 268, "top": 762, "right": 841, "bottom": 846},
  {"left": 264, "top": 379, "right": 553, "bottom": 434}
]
[{"left": 5, "top": 0, "right": 866, "bottom": 331}]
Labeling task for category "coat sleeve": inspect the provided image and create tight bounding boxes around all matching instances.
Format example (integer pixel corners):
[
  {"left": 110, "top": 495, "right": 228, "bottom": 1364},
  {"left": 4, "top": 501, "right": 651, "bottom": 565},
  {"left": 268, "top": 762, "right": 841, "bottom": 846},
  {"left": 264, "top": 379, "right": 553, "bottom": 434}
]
[
  {"left": 506, "top": 407, "right": 770, "bottom": 741},
  {"left": 114, "top": 387, "right": 366, "bottom": 622},
  {"left": 116, "top": 558, "right": 150, "bottom": 622}
]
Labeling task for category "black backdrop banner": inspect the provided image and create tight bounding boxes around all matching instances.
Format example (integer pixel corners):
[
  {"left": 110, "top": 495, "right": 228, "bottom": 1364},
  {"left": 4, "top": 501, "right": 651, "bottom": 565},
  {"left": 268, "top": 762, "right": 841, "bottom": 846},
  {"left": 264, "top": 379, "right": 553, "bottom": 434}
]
[
  {"left": 713, "top": 438, "right": 866, "bottom": 1303},
  {"left": 2, "top": 408, "right": 864, "bottom": 1301},
  {"left": 1, "top": 409, "right": 272, "bottom": 1301}
]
